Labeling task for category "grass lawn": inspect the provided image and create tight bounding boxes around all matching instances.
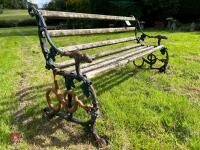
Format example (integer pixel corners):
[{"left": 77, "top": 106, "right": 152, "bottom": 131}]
[
  {"left": 0, "top": 27, "right": 200, "bottom": 149},
  {"left": 0, "top": 9, "right": 30, "bottom": 21},
  {"left": 0, "top": 9, "right": 33, "bottom": 27}
]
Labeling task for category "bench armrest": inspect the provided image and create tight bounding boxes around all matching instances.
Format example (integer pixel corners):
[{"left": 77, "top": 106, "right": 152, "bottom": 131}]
[
  {"left": 62, "top": 50, "right": 92, "bottom": 76},
  {"left": 148, "top": 35, "right": 167, "bottom": 40},
  {"left": 62, "top": 50, "right": 92, "bottom": 63},
  {"left": 139, "top": 33, "right": 167, "bottom": 46},
  {"left": 147, "top": 34, "right": 167, "bottom": 45},
  {"left": 136, "top": 20, "right": 167, "bottom": 46}
]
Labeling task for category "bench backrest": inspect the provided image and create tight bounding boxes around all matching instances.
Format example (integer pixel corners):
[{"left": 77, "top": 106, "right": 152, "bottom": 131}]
[
  {"left": 41, "top": 10, "right": 136, "bottom": 37},
  {"left": 28, "top": 4, "right": 138, "bottom": 70}
]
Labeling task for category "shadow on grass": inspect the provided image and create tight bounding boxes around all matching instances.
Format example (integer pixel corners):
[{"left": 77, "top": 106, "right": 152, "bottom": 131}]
[{"left": 10, "top": 66, "right": 139, "bottom": 148}]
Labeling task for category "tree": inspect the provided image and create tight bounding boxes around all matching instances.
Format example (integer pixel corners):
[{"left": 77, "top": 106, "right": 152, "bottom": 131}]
[
  {"left": 140, "top": 0, "right": 180, "bottom": 20},
  {"left": 44, "top": 0, "right": 67, "bottom": 10},
  {"left": 0, "top": 4, "right": 3, "bottom": 14},
  {"left": 108, "top": 1, "right": 141, "bottom": 17},
  {"left": 1, "top": 0, "right": 27, "bottom": 9},
  {"left": 66, "top": 0, "right": 90, "bottom": 12},
  {"left": 177, "top": 0, "right": 200, "bottom": 21},
  {"left": 43, "top": 0, "right": 199, "bottom": 22}
]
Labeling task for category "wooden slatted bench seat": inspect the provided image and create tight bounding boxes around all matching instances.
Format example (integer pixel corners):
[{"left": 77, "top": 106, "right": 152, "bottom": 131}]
[
  {"left": 28, "top": 3, "right": 169, "bottom": 148},
  {"left": 56, "top": 44, "right": 164, "bottom": 78}
]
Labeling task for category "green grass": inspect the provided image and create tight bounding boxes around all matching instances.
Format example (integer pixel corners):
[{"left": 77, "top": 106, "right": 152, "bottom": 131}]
[
  {"left": 0, "top": 27, "right": 200, "bottom": 149},
  {"left": 0, "top": 9, "right": 34, "bottom": 27},
  {"left": 0, "top": 9, "right": 30, "bottom": 21}
]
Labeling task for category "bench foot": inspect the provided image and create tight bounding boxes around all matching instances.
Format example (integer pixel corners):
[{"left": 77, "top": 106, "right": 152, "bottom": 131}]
[
  {"left": 90, "top": 128, "right": 108, "bottom": 148},
  {"left": 43, "top": 107, "right": 108, "bottom": 148},
  {"left": 42, "top": 107, "right": 57, "bottom": 120},
  {"left": 133, "top": 47, "right": 169, "bottom": 73}
]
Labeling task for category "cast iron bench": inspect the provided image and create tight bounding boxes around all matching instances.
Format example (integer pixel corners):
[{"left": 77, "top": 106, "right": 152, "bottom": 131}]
[{"left": 28, "top": 3, "right": 169, "bottom": 148}]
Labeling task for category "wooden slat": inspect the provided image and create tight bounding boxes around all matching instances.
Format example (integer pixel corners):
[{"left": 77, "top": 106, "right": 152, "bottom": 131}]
[
  {"left": 85, "top": 45, "right": 164, "bottom": 78},
  {"left": 64, "top": 45, "right": 149, "bottom": 73},
  {"left": 41, "top": 10, "right": 135, "bottom": 21},
  {"left": 60, "top": 37, "right": 137, "bottom": 52},
  {"left": 91, "top": 44, "right": 142, "bottom": 60},
  {"left": 82, "top": 46, "right": 154, "bottom": 73},
  {"left": 48, "top": 27, "right": 135, "bottom": 37},
  {"left": 56, "top": 44, "right": 142, "bottom": 69},
  {"left": 80, "top": 46, "right": 148, "bottom": 70}
]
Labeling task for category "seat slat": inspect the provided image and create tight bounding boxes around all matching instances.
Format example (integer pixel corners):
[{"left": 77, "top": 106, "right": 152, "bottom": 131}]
[
  {"left": 60, "top": 37, "right": 137, "bottom": 52},
  {"left": 91, "top": 44, "right": 142, "bottom": 60},
  {"left": 64, "top": 45, "right": 150, "bottom": 73},
  {"left": 85, "top": 45, "right": 164, "bottom": 78},
  {"left": 48, "top": 27, "right": 136, "bottom": 37},
  {"left": 80, "top": 46, "right": 148, "bottom": 71},
  {"left": 82, "top": 46, "right": 154, "bottom": 73},
  {"left": 41, "top": 10, "right": 135, "bottom": 21},
  {"left": 55, "top": 44, "right": 142, "bottom": 69}
]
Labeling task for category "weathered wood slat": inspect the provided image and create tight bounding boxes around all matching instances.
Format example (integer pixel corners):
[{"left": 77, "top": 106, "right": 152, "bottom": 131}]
[
  {"left": 63, "top": 45, "right": 148, "bottom": 72},
  {"left": 41, "top": 10, "right": 135, "bottom": 21},
  {"left": 82, "top": 46, "right": 154, "bottom": 73},
  {"left": 63, "top": 46, "right": 147, "bottom": 72},
  {"left": 85, "top": 46, "right": 164, "bottom": 78},
  {"left": 80, "top": 46, "right": 148, "bottom": 70},
  {"left": 48, "top": 27, "right": 136, "bottom": 37},
  {"left": 128, "top": 46, "right": 164, "bottom": 62},
  {"left": 92, "top": 44, "right": 142, "bottom": 59},
  {"left": 56, "top": 44, "right": 142, "bottom": 69},
  {"left": 60, "top": 37, "right": 137, "bottom": 52}
]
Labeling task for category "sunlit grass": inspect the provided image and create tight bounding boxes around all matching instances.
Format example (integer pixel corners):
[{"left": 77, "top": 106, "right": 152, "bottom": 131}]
[
  {"left": 0, "top": 27, "right": 200, "bottom": 149},
  {"left": 0, "top": 9, "right": 30, "bottom": 21}
]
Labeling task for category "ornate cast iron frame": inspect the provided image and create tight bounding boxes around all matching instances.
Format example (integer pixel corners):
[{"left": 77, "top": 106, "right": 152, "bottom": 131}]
[
  {"left": 28, "top": 4, "right": 107, "bottom": 147},
  {"left": 134, "top": 21, "right": 169, "bottom": 73},
  {"left": 28, "top": 3, "right": 169, "bottom": 148}
]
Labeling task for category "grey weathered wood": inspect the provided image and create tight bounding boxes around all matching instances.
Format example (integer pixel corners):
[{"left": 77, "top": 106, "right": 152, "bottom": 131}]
[
  {"left": 85, "top": 45, "right": 164, "bottom": 78},
  {"left": 91, "top": 44, "right": 142, "bottom": 60},
  {"left": 60, "top": 37, "right": 137, "bottom": 52},
  {"left": 80, "top": 46, "right": 148, "bottom": 70},
  {"left": 48, "top": 27, "right": 136, "bottom": 37},
  {"left": 56, "top": 44, "right": 142, "bottom": 69},
  {"left": 41, "top": 10, "right": 135, "bottom": 21},
  {"left": 63, "top": 45, "right": 150, "bottom": 73},
  {"left": 128, "top": 45, "right": 164, "bottom": 62},
  {"left": 82, "top": 46, "right": 154, "bottom": 73}
]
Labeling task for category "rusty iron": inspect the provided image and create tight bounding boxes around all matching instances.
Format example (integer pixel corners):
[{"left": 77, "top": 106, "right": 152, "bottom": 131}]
[
  {"left": 62, "top": 50, "right": 93, "bottom": 63},
  {"left": 46, "top": 70, "right": 94, "bottom": 113}
]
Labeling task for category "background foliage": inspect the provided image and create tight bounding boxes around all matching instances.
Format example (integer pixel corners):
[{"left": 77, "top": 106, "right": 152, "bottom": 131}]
[
  {"left": 0, "top": 0, "right": 199, "bottom": 22},
  {"left": 0, "top": 0, "right": 27, "bottom": 9},
  {"left": 43, "top": 0, "right": 200, "bottom": 22}
]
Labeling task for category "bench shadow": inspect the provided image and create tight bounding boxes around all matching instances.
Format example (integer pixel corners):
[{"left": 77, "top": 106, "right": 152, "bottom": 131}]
[{"left": 12, "top": 66, "right": 141, "bottom": 148}]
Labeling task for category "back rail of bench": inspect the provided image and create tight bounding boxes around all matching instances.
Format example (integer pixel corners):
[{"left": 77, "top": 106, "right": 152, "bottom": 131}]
[
  {"left": 48, "top": 27, "right": 135, "bottom": 37},
  {"left": 41, "top": 10, "right": 135, "bottom": 21}
]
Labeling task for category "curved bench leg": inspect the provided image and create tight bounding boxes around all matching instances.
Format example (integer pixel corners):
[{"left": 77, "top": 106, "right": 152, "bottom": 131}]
[
  {"left": 43, "top": 70, "right": 66, "bottom": 120},
  {"left": 43, "top": 71, "right": 108, "bottom": 148},
  {"left": 133, "top": 47, "right": 169, "bottom": 73},
  {"left": 80, "top": 76, "right": 108, "bottom": 148}
]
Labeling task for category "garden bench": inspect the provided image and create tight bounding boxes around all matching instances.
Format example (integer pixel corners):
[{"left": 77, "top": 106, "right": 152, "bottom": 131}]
[{"left": 28, "top": 3, "right": 169, "bottom": 148}]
